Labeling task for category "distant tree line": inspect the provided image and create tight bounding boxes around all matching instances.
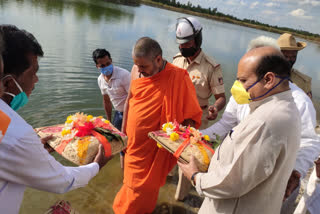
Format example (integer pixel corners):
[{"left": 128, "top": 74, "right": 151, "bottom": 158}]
[
  {"left": 107, "top": 0, "right": 141, "bottom": 6},
  {"left": 150, "top": 0, "right": 320, "bottom": 38}
]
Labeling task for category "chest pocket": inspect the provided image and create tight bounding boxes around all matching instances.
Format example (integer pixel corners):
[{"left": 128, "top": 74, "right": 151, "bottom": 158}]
[{"left": 189, "top": 69, "right": 204, "bottom": 85}]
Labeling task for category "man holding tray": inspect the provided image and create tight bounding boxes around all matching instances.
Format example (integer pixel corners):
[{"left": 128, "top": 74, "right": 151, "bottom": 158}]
[
  {"left": 0, "top": 25, "right": 111, "bottom": 214},
  {"left": 113, "top": 37, "right": 202, "bottom": 214},
  {"left": 179, "top": 46, "right": 301, "bottom": 213},
  {"left": 201, "top": 36, "right": 319, "bottom": 214}
]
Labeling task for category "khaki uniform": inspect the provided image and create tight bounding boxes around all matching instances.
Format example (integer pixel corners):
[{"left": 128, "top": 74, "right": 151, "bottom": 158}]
[
  {"left": 291, "top": 68, "right": 312, "bottom": 96},
  {"left": 173, "top": 50, "right": 225, "bottom": 129}
]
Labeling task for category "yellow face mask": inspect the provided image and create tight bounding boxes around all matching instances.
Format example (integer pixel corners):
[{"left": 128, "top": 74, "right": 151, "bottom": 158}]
[
  {"left": 230, "top": 80, "right": 252, "bottom": 104},
  {"left": 231, "top": 76, "right": 290, "bottom": 105}
]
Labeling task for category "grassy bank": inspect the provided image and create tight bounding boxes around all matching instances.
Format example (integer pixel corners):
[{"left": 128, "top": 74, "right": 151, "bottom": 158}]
[{"left": 141, "top": 0, "right": 320, "bottom": 44}]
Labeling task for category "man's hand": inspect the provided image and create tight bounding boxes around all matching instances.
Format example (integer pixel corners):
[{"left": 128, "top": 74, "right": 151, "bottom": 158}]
[
  {"left": 94, "top": 144, "right": 113, "bottom": 170},
  {"left": 207, "top": 105, "right": 218, "bottom": 120},
  {"left": 283, "top": 170, "right": 301, "bottom": 201},
  {"left": 41, "top": 135, "right": 55, "bottom": 153},
  {"left": 177, "top": 156, "right": 199, "bottom": 181}
]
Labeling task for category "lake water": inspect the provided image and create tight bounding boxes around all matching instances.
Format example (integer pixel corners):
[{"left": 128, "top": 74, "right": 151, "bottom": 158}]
[{"left": 0, "top": 0, "right": 319, "bottom": 213}]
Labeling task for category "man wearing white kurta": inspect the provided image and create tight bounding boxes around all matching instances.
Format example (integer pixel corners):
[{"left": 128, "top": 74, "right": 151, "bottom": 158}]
[
  {"left": 202, "top": 82, "right": 319, "bottom": 179},
  {"left": 202, "top": 37, "right": 320, "bottom": 213},
  {"left": 0, "top": 25, "right": 110, "bottom": 214},
  {"left": 178, "top": 47, "right": 301, "bottom": 213}
]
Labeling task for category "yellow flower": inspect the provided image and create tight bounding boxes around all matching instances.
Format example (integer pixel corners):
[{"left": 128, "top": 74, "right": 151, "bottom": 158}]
[
  {"left": 170, "top": 132, "right": 179, "bottom": 141},
  {"left": 157, "top": 143, "right": 163, "bottom": 149},
  {"left": 204, "top": 135, "right": 210, "bottom": 141},
  {"left": 66, "top": 115, "right": 73, "bottom": 124},
  {"left": 197, "top": 143, "right": 210, "bottom": 166},
  {"left": 104, "top": 120, "right": 110, "bottom": 124},
  {"left": 77, "top": 137, "right": 91, "bottom": 164},
  {"left": 86, "top": 115, "right": 93, "bottom": 121},
  {"left": 61, "top": 129, "right": 71, "bottom": 136},
  {"left": 98, "top": 116, "right": 103, "bottom": 119},
  {"left": 162, "top": 122, "right": 173, "bottom": 132}
]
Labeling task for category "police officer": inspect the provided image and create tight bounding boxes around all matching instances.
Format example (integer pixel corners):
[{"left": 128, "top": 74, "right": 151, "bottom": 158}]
[
  {"left": 277, "top": 33, "right": 312, "bottom": 99},
  {"left": 173, "top": 17, "right": 226, "bottom": 130},
  {"left": 172, "top": 17, "right": 226, "bottom": 201}
]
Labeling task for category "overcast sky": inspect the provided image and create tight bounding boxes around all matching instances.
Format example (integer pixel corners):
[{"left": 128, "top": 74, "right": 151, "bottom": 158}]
[{"left": 177, "top": 0, "right": 320, "bottom": 34}]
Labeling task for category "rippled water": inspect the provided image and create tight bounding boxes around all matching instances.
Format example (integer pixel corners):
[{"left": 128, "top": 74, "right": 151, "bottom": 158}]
[{"left": 0, "top": 0, "right": 319, "bottom": 213}]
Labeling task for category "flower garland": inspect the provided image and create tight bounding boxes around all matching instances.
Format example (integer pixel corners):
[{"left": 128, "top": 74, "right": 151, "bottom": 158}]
[
  {"left": 161, "top": 121, "right": 213, "bottom": 166},
  {"left": 161, "top": 121, "right": 210, "bottom": 143},
  {"left": 77, "top": 136, "right": 91, "bottom": 165}
]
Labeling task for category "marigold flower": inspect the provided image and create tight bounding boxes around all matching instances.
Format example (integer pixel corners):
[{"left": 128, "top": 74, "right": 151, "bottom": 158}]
[
  {"left": 104, "top": 120, "right": 110, "bottom": 124},
  {"left": 61, "top": 129, "right": 71, "bottom": 136},
  {"left": 87, "top": 115, "right": 93, "bottom": 121},
  {"left": 162, "top": 122, "right": 174, "bottom": 132},
  {"left": 66, "top": 115, "right": 73, "bottom": 124},
  {"left": 170, "top": 132, "right": 179, "bottom": 141},
  {"left": 204, "top": 135, "right": 210, "bottom": 141}
]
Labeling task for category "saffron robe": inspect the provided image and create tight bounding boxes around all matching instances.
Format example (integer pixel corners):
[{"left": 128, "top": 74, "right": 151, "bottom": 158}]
[{"left": 113, "top": 62, "right": 202, "bottom": 214}]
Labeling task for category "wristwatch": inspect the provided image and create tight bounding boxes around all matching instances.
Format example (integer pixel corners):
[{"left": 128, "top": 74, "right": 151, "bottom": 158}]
[{"left": 191, "top": 172, "right": 199, "bottom": 187}]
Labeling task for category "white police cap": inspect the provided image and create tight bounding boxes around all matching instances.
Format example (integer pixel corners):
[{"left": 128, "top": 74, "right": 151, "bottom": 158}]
[{"left": 176, "top": 17, "right": 202, "bottom": 44}]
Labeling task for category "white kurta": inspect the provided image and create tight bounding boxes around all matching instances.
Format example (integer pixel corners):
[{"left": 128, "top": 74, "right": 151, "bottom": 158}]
[
  {"left": 294, "top": 166, "right": 320, "bottom": 214},
  {"left": 202, "top": 82, "right": 319, "bottom": 178},
  {"left": 0, "top": 100, "right": 99, "bottom": 214},
  {"left": 196, "top": 90, "right": 301, "bottom": 214}
]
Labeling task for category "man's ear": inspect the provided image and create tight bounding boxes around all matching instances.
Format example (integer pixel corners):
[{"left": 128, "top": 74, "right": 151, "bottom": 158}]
[
  {"left": 156, "top": 55, "right": 162, "bottom": 66},
  {"left": 264, "top": 72, "right": 276, "bottom": 89},
  {"left": 1, "top": 77, "right": 13, "bottom": 93}
]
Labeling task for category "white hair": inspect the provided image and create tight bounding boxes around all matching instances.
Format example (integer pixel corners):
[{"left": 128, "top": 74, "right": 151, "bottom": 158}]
[{"left": 247, "top": 36, "right": 280, "bottom": 52}]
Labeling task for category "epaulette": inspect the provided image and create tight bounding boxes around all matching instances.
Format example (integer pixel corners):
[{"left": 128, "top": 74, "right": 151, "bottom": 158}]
[
  {"left": 203, "top": 54, "right": 220, "bottom": 69},
  {"left": 173, "top": 53, "right": 183, "bottom": 60}
]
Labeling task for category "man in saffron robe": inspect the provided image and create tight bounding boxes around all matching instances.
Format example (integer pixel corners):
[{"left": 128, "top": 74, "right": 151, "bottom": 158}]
[{"left": 113, "top": 37, "right": 202, "bottom": 214}]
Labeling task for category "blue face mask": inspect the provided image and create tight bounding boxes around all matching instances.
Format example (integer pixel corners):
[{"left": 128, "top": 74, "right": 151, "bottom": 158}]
[
  {"left": 248, "top": 75, "right": 290, "bottom": 101},
  {"left": 3, "top": 76, "right": 29, "bottom": 111},
  {"left": 99, "top": 64, "right": 113, "bottom": 76}
]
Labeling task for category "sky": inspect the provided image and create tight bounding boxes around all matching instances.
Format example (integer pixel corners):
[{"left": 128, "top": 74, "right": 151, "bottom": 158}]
[{"left": 177, "top": 0, "right": 320, "bottom": 35}]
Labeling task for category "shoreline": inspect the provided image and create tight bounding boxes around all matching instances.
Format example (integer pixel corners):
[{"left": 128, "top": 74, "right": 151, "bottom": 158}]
[{"left": 141, "top": 0, "right": 320, "bottom": 44}]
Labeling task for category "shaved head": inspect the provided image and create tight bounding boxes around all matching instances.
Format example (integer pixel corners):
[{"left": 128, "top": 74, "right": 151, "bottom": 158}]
[{"left": 132, "top": 37, "right": 162, "bottom": 60}]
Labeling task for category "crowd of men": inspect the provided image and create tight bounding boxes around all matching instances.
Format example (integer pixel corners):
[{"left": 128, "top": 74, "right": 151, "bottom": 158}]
[{"left": 0, "top": 16, "right": 319, "bottom": 214}]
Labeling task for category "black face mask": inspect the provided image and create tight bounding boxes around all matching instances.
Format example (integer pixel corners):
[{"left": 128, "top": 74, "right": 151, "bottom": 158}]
[{"left": 179, "top": 47, "right": 198, "bottom": 58}]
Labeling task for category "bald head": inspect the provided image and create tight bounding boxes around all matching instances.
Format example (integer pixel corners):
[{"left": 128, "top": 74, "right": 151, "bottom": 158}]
[
  {"left": 237, "top": 46, "right": 291, "bottom": 101},
  {"left": 132, "top": 37, "right": 162, "bottom": 60},
  {"left": 240, "top": 46, "right": 290, "bottom": 80}
]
